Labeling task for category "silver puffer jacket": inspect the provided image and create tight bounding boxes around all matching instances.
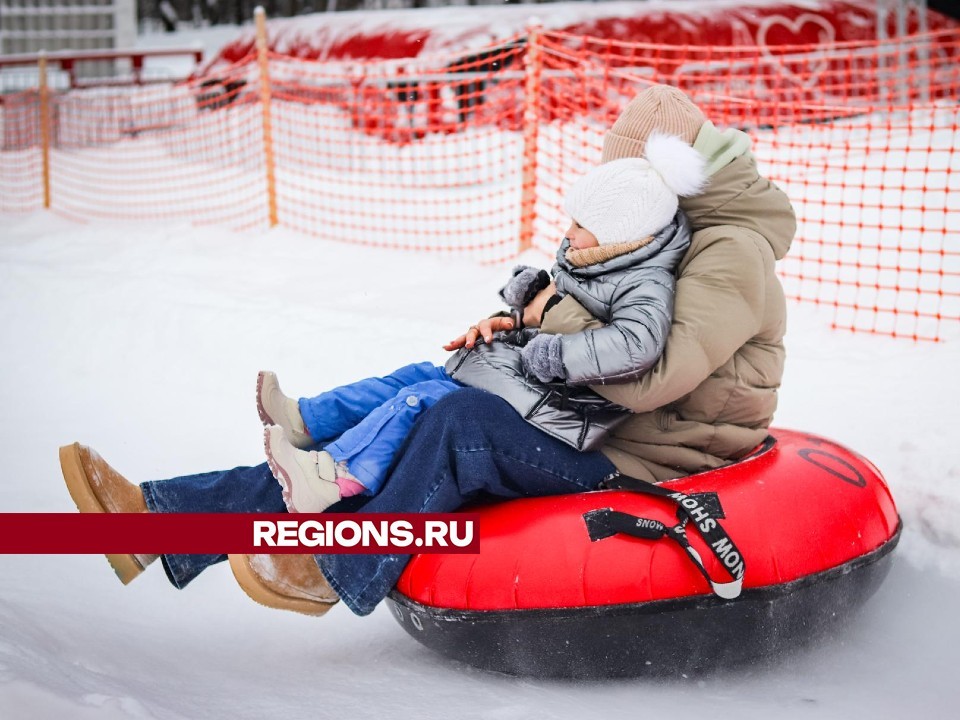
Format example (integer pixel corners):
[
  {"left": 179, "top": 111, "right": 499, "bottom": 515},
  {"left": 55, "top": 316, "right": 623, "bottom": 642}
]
[
  {"left": 445, "top": 212, "right": 692, "bottom": 450},
  {"left": 552, "top": 211, "right": 692, "bottom": 384}
]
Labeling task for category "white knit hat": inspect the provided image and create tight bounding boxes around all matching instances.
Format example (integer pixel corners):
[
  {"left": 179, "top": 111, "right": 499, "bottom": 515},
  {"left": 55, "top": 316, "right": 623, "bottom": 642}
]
[{"left": 564, "top": 133, "right": 707, "bottom": 246}]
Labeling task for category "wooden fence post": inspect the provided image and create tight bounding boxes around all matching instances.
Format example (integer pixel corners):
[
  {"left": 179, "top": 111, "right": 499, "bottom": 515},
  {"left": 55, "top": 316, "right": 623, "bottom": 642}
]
[
  {"left": 255, "top": 7, "right": 278, "bottom": 227},
  {"left": 518, "top": 23, "right": 542, "bottom": 254},
  {"left": 38, "top": 52, "right": 51, "bottom": 209}
]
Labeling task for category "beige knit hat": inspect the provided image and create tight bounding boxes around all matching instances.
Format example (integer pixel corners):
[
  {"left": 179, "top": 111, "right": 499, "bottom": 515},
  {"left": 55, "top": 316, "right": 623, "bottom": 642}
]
[{"left": 601, "top": 85, "right": 707, "bottom": 163}]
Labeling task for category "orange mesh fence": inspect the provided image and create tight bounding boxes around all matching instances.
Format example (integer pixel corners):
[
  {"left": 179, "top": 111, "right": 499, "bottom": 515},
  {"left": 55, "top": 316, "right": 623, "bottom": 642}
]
[
  {"left": 264, "top": 38, "right": 526, "bottom": 257},
  {"left": 1, "top": 28, "right": 957, "bottom": 339},
  {"left": 40, "top": 54, "right": 267, "bottom": 230},
  {"left": 0, "top": 91, "right": 43, "bottom": 212},
  {"left": 535, "top": 28, "right": 960, "bottom": 341}
]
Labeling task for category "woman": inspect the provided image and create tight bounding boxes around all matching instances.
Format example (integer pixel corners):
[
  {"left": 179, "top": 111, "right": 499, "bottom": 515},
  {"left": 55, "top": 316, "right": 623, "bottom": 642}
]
[{"left": 60, "top": 84, "right": 796, "bottom": 618}]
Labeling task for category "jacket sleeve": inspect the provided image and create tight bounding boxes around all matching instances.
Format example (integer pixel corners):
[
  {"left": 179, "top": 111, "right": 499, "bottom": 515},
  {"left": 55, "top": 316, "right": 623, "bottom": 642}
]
[
  {"left": 553, "top": 269, "right": 676, "bottom": 386},
  {"left": 542, "top": 230, "right": 767, "bottom": 413},
  {"left": 541, "top": 294, "right": 604, "bottom": 333}
]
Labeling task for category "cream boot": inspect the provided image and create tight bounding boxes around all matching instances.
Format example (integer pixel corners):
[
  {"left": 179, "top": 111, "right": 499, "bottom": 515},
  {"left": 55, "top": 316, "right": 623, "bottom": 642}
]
[
  {"left": 264, "top": 426, "right": 342, "bottom": 513},
  {"left": 228, "top": 553, "right": 339, "bottom": 616},
  {"left": 58, "top": 443, "right": 158, "bottom": 584},
  {"left": 256, "top": 371, "right": 314, "bottom": 449}
]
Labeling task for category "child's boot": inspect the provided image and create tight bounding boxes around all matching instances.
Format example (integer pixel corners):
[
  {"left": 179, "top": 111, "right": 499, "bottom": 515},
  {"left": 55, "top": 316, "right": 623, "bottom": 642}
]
[
  {"left": 264, "top": 426, "right": 342, "bottom": 513},
  {"left": 58, "top": 442, "right": 158, "bottom": 584},
  {"left": 257, "top": 371, "right": 314, "bottom": 449}
]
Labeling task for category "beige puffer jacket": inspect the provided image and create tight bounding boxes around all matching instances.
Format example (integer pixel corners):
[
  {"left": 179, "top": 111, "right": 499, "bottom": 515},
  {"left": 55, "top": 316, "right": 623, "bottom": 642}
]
[{"left": 541, "top": 124, "right": 796, "bottom": 482}]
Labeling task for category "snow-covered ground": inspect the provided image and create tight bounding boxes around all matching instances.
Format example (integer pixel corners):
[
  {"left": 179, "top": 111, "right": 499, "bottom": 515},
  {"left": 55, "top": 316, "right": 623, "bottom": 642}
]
[{"left": 0, "top": 209, "right": 958, "bottom": 719}]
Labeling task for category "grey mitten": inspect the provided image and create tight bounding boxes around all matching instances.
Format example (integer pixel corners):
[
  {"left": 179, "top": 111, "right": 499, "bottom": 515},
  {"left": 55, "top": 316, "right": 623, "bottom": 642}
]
[
  {"left": 520, "top": 333, "right": 565, "bottom": 383},
  {"left": 499, "top": 265, "right": 551, "bottom": 311}
]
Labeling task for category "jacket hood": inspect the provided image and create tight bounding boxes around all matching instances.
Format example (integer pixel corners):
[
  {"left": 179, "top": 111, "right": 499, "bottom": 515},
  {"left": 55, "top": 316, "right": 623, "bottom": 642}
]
[
  {"left": 554, "top": 211, "right": 693, "bottom": 280},
  {"left": 679, "top": 123, "right": 796, "bottom": 261}
]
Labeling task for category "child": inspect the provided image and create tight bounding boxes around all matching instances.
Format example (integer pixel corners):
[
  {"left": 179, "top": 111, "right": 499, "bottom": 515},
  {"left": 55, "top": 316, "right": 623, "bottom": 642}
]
[{"left": 261, "top": 133, "right": 707, "bottom": 513}]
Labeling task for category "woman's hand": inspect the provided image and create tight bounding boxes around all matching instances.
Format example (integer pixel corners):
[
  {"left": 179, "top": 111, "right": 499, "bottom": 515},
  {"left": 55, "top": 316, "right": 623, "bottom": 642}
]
[
  {"left": 443, "top": 316, "right": 515, "bottom": 351},
  {"left": 522, "top": 282, "right": 557, "bottom": 329}
]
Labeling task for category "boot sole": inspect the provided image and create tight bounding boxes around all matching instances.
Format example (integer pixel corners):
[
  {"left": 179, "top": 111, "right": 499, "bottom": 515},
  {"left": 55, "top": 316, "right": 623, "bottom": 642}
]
[
  {"left": 263, "top": 428, "right": 299, "bottom": 513},
  {"left": 58, "top": 443, "right": 145, "bottom": 585},
  {"left": 227, "top": 554, "right": 336, "bottom": 616},
  {"left": 257, "top": 372, "right": 314, "bottom": 449},
  {"left": 256, "top": 371, "right": 275, "bottom": 426}
]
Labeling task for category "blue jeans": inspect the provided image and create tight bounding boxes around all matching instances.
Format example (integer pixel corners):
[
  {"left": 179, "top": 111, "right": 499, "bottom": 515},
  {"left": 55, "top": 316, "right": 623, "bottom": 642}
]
[
  {"left": 301, "top": 362, "right": 459, "bottom": 493},
  {"left": 141, "top": 388, "right": 617, "bottom": 616}
]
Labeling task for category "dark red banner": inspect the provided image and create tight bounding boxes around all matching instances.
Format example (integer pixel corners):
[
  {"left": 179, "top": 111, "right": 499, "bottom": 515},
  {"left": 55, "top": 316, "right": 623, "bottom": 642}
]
[{"left": 0, "top": 513, "right": 480, "bottom": 554}]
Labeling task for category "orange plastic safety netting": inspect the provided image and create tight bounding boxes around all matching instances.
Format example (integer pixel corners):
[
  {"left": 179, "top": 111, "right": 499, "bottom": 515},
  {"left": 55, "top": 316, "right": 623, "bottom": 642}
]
[
  {"left": 264, "top": 38, "right": 526, "bottom": 256},
  {"left": 1, "top": 54, "right": 266, "bottom": 229},
  {"left": 1, "top": 28, "right": 957, "bottom": 340},
  {"left": 0, "top": 91, "right": 44, "bottom": 212},
  {"left": 534, "top": 28, "right": 960, "bottom": 341}
]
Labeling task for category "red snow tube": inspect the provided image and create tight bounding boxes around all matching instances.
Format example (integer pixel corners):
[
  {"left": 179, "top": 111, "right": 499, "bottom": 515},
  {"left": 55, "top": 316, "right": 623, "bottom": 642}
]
[{"left": 387, "top": 428, "right": 901, "bottom": 677}]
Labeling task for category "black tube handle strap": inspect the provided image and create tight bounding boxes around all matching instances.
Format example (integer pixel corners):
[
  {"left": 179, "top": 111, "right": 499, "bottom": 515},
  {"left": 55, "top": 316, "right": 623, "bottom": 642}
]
[{"left": 584, "top": 473, "right": 746, "bottom": 600}]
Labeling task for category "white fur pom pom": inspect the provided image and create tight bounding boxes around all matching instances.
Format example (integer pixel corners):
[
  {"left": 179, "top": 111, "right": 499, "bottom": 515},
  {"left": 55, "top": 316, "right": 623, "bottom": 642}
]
[{"left": 644, "top": 132, "right": 708, "bottom": 197}]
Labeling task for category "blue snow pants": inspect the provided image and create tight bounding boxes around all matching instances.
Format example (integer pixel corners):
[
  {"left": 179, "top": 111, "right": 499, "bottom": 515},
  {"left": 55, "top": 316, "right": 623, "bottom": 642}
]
[
  {"left": 298, "top": 361, "right": 459, "bottom": 493},
  {"left": 140, "top": 388, "right": 617, "bottom": 616}
]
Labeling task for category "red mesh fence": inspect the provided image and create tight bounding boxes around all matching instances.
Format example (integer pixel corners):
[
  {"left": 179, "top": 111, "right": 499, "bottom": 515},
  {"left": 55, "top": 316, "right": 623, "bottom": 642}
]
[
  {"left": 265, "top": 38, "right": 526, "bottom": 255},
  {"left": 34, "top": 54, "right": 267, "bottom": 229},
  {"left": 532, "top": 28, "right": 960, "bottom": 341},
  {"left": 1, "top": 28, "right": 957, "bottom": 340},
  {"left": 0, "top": 91, "right": 43, "bottom": 212}
]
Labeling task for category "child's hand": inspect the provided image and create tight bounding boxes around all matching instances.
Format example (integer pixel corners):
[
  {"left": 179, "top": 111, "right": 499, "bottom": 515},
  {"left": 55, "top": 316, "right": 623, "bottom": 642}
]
[
  {"left": 520, "top": 333, "right": 564, "bottom": 382},
  {"left": 444, "top": 316, "right": 515, "bottom": 351},
  {"left": 499, "top": 266, "right": 551, "bottom": 311}
]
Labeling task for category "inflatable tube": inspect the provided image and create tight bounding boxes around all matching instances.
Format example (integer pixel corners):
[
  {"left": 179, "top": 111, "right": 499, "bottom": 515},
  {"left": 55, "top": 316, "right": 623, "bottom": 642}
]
[{"left": 387, "top": 429, "right": 901, "bottom": 677}]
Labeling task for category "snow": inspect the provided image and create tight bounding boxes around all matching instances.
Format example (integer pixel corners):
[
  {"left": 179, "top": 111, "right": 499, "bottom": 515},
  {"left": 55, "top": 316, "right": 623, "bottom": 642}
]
[
  {"left": 1, "top": 206, "right": 959, "bottom": 719},
  {"left": 185, "top": 0, "right": 799, "bottom": 64},
  {"left": 2, "top": 7, "right": 960, "bottom": 719}
]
